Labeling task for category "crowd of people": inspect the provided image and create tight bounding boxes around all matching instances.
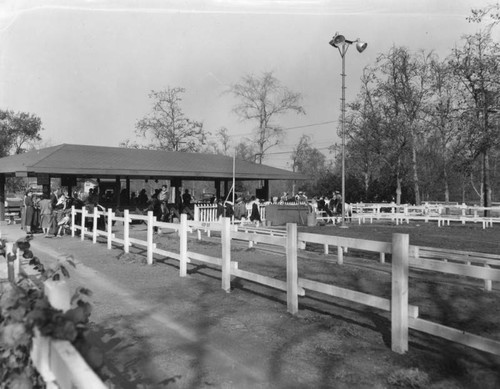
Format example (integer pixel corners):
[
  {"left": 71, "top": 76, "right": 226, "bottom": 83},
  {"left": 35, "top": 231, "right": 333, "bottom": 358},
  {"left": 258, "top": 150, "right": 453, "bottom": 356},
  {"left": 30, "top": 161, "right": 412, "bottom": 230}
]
[
  {"left": 18, "top": 184, "right": 346, "bottom": 236},
  {"left": 20, "top": 187, "right": 89, "bottom": 238},
  {"left": 314, "top": 191, "right": 344, "bottom": 218}
]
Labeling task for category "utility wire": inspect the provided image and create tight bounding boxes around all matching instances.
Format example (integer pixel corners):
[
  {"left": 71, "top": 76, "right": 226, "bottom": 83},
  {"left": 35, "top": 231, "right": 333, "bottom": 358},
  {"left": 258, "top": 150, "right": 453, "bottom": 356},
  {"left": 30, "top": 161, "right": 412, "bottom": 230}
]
[{"left": 223, "top": 120, "right": 336, "bottom": 138}]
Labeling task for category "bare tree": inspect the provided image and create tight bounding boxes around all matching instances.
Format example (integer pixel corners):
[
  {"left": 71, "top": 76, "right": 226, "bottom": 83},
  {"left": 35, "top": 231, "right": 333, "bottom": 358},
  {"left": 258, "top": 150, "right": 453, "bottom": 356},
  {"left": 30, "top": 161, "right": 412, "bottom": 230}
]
[
  {"left": 205, "top": 127, "right": 232, "bottom": 156},
  {"left": 228, "top": 72, "right": 305, "bottom": 164},
  {"left": 234, "top": 140, "right": 256, "bottom": 162},
  {"left": 129, "top": 87, "right": 207, "bottom": 152},
  {"left": 291, "top": 135, "right": 326, "bottom": 175}
]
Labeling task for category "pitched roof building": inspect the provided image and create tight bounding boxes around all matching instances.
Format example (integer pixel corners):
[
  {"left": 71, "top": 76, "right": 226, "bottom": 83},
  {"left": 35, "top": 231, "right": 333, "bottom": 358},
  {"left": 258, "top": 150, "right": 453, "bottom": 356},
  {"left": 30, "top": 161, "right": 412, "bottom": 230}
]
[{"left": 0, "top": 144, "right": 305, "bottom": 220}]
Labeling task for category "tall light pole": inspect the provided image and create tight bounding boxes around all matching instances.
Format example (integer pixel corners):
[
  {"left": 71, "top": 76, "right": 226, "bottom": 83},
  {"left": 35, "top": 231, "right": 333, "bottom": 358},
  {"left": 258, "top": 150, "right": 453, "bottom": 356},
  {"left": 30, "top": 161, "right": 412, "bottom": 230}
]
[{"left": 329, "top": 33, "right": 367, "bottom": 228}]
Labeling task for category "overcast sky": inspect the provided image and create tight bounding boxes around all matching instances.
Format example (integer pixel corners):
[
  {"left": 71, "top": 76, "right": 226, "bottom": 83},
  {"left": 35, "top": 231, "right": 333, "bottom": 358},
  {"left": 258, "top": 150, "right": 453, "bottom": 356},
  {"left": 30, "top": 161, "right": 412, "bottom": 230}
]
[{"left": 0, "top": 0, "right": 495, "bottom": 169}]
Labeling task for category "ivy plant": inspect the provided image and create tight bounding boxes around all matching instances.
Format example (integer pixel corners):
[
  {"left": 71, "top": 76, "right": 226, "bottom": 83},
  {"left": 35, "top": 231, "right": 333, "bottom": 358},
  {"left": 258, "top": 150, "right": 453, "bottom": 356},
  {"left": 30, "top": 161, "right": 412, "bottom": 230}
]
[{"left": 0, "top": 237, "right": 104, "bottom": 388}]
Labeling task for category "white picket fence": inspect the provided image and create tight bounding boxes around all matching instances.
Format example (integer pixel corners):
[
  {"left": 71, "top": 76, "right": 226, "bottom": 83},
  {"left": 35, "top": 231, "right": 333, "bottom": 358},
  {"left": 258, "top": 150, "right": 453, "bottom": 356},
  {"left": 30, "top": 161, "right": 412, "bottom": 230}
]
[
  {"left": 69, "top": 206, "right": 500, "bottom": 356},
  {"left": 193, "top": 203, "right": 267, "bottom": 223},
  {"left": 1, "top": 240, "right": 107, "bottom": 389}
]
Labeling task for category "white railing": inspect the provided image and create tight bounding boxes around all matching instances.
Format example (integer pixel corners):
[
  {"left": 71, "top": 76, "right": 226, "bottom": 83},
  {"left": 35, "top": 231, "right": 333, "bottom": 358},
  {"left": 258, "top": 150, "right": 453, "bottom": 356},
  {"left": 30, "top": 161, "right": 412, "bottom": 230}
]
[
  {"left": 345, "top": 202, "right": 500, "bottom": 228},
  {"left": 193, "top": 203, "right": 267, "bottom": 223},
  {"left": 66, "top": 206, "right": 500, "bottom": 356}
]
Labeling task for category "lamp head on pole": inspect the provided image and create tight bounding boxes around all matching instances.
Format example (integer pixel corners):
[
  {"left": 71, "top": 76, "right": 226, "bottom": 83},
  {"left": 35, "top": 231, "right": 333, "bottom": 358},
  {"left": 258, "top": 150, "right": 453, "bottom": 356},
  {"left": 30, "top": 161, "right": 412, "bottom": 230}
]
[
  {"left": 329, "top": 33, "right": 345, "bottom": 48},
  {"left": 356, "top": 39, "right": 368, "bottom": 53}
]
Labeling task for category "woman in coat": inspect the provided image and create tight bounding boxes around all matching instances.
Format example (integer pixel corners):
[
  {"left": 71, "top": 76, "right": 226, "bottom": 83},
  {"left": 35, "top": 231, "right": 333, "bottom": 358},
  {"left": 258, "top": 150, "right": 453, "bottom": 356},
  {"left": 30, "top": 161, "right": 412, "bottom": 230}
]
[{"left": 23, "top": 189, "right": 35, "bottom": 235}]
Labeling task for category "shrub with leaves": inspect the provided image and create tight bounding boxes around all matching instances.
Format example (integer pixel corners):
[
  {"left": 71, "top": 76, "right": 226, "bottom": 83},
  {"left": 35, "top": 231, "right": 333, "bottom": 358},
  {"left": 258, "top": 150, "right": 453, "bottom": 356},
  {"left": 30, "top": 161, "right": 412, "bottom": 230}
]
[{"left": 0, "top": 237, "right": 103, "bottom": 388}]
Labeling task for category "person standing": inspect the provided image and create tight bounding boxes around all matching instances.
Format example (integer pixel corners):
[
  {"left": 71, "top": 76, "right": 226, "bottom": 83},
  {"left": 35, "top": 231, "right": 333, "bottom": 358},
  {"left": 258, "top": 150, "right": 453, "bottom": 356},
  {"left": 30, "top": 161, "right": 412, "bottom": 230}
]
[
  {"left": 54, "top": 192, "right": 68, "bottom": 237},
  {"left": 38, "top": 193, "right": 53, "bottom": 237},
  {"left": 249, "top": 196, "right": 261, "bottom": 224},
  {"left": 148, "top": 189, "right": 163, "bottom": 233},
  {"left": 49, "top": 188, "right": 60, "bottom": 235},
  {"left": 159, "top": 185, "right": 169, "bottom": 222},
  {"left": 23, "top": 189, "right": 35, "bottom": 235},
  {"left": 181, "top": 189, "right": 194, "bottom": 219}
]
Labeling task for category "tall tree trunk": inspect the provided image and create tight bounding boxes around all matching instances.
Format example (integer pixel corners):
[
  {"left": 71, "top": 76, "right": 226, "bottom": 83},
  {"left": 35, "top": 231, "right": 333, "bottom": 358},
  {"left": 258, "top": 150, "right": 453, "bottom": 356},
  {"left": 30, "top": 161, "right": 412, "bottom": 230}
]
[
  {"left": 443, "top": 164, "right": 450, "bottom": 203},
  {"left": 483, "top": 150, "right": 491, "bottom": 216},
  {"left": 411, "top": 134, "right": 421, "bottom": 205},
  {"left": 395, "top": 167, "right": 402, "bottom": 206},
  {"left": 364, "top": 171, "right": 369, "bottom": 200}
]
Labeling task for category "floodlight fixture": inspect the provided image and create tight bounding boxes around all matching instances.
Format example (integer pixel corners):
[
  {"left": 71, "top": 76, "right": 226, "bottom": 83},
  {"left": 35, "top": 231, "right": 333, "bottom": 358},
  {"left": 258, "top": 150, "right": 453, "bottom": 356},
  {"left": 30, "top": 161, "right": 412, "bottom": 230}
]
[
  {"left": 329, "top": 33, "right": 345, "bottom": 48},
  {"left": 356, "top": 39, "right": 368, "bottom": 53}
]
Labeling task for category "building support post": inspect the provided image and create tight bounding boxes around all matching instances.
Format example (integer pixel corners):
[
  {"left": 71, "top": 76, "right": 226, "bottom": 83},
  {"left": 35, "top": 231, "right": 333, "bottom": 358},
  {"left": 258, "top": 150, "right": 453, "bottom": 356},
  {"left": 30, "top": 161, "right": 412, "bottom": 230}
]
[{"left": 0, "top": 174, "right": 5, "bottom": 223}]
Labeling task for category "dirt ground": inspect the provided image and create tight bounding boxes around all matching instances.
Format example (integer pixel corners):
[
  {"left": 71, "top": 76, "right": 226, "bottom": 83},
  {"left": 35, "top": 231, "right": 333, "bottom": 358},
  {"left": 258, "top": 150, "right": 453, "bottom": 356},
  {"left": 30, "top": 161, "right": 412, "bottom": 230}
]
[{"left": 2, "top": 219, "right": 500, "bottom": 389}]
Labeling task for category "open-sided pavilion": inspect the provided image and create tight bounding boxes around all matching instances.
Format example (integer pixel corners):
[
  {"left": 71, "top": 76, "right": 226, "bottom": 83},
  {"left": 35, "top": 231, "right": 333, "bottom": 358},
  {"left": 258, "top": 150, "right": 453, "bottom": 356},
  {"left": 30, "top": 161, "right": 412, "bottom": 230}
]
[{"left": 0, "top": 144, "right": 305, "bottom": 221}]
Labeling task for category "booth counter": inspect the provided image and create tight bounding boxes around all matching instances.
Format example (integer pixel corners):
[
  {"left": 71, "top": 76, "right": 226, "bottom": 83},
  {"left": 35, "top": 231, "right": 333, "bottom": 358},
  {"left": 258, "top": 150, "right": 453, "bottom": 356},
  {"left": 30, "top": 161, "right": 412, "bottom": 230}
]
[{"left": 265, "top": 204, "right": 311, "bottom": 226}]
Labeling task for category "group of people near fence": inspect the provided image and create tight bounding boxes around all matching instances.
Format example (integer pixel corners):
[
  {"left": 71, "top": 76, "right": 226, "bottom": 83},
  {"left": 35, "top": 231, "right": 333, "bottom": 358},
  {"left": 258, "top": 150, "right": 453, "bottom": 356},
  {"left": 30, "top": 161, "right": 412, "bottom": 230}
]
[
  {"left": 147, "top": 186, "right": 196, "bottom": 232},
  {"left": 21, "top": 188, "right": 91, "bottom": 238},
  {"left": 312, "top": 191, "right": 354, "bottom": 223},
  {"left": 225, "top": 196, "right": 261, "bottom": 223},
  {"left": 274, "top": 190, "right": 349, "bottom": 222}
]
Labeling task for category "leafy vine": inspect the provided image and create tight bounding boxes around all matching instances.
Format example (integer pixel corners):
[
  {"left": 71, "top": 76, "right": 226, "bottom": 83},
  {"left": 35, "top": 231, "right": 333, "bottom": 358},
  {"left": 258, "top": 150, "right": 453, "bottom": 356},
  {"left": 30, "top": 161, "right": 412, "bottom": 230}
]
[{"left": 0, "top": 237, "right": 104, "bottom": 388}]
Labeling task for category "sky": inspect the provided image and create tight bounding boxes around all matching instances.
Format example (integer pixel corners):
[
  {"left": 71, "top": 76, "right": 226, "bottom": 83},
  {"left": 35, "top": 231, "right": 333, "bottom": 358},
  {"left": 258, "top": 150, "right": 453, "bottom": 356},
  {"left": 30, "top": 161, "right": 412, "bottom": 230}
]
[{"left": 0, "top": 0, "right": 495, "bottom": 170}]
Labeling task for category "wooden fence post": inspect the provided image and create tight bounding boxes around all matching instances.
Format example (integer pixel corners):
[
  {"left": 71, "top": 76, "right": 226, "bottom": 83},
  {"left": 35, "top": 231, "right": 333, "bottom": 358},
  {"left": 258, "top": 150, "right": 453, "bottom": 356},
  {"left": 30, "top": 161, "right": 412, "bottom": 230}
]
[
  {"left": 147, "top": 211, "right": 154, "bottom": 265},
  {"left": 484, "top": 264, "right": 492, "bottom": 292},
  {"left": 123, "top": 209, "right": 130, "bottom": 253},
  {"left": 391, "top": 233, "right": 409, "bottom": 354},
  {"left": 6, "top": 242, "right": 18, "bottom": 283},
  {"left": 337, "top": 246, "right": 343, "bottom": 265},
  {"left": 107, "top": 208, "right": 113, "bottom": 250},
  {"left": 92, "top": 209, "right": 98, "bottom": 244},
  {"left": 71, "top": 206, "right": 76, "bottom": 237},
  {"left": 221, "top": 217, "right": 231, "bottom": 292},
  {"left": 179, "top": 214, "right": 188, "bottom": 277},
  {"left": 286, "top": 223, "right": 298, "bottom": 315},
  {"left": 80, "top": 207, "right": 86, "bottom": 241}
]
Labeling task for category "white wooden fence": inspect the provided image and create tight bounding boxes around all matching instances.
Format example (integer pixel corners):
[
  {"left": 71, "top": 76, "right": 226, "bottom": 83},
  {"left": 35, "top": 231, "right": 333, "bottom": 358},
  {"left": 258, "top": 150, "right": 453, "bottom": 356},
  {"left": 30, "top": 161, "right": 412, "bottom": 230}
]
[
  {"left": 193, "top": 201, "right": 500, "bottom": 228},
  {"left": 193, "top": 203, "right": 267, "bottom": 223},
  {"left": 1, "top": 239, "right": 107, "bottom": 389},
  {"left": 69, "top": 206, "right": 500, "bottom": 356},
  {"left": 349, "top": 202, "right": 500, "bottom": 228}
]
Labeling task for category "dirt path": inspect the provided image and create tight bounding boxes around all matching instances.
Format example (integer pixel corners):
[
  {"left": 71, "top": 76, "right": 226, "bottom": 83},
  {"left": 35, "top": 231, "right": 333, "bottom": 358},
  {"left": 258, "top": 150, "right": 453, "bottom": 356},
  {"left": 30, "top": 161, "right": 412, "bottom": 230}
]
[{"left": 22, "top": 236, "right": 275, "bottom": 388}]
